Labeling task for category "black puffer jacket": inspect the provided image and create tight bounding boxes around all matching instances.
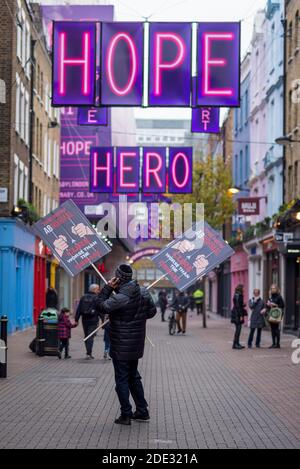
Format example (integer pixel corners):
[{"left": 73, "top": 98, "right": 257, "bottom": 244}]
[{"left": 95, "top": 281, "right": 157, "bottom": 361}]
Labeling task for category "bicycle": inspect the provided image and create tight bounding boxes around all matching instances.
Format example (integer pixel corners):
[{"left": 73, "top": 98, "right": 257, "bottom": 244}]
[{"left": 168, "top": 308, "right": 177, "bottom": 336}]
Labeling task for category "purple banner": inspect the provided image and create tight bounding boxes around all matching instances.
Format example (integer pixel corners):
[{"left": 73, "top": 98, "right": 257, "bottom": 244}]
[
  {"left": 33, "top": 200, "right": 111, "bottom": 277},
  {"left": 116, "top": 147, "right": 140, "bottom": 193},
  {"left": 152, "top": 222, "right": 234, "bottom": 291},
  {"left": 168, "top": 148, "right": 193, "bottom": 194},
  {"left": 78, "top": 107, "right": 108, "bottom": 126},
  {"left": 52, "top": 21, "right": 96, "bottom": 106},
  {"left": 148, "top": 23, "right": 192, "bottom": 106},
  {"left": 101, "top": 22, "right": 144, "bottom": 106},
  {"left": 90, "top": 147, "right": 114, "bottom": 193},
  {"left": 142, "top": 147, "right": 167, "bottom": 193},
  {"left": 197, "top": 22, "right": 240, "bottom": 107},
  {"left": 42, "top": 5, "right": 113, "bottom": 214},
  {"left": 191, "top": 107, "right": 220, "bottom": 133}
]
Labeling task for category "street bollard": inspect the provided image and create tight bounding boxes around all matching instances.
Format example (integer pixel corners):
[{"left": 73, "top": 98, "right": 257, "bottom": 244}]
[
  {"left": 0, "top": 316, "right": 8, "bottom": 378},
  {"left": 36, "top": 317, "right": 45, "bottom": 357}
]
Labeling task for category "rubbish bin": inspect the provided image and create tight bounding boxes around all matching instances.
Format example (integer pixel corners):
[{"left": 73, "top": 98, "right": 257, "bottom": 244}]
[{"left": 38, "top": 308, "right": 59, "bottom": 357}]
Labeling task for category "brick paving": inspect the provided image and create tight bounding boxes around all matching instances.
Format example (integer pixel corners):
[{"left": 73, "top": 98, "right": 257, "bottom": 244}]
[{"left": 0, "top": 312, "right": 299, "bottom": 449}]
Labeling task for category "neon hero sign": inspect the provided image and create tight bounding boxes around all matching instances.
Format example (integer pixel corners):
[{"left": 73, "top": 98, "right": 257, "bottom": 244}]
[
  {"left": 90, "top": 147, "right": 193, "bottom": 194},
  {"left": 52, "top": 21, "right": 241, "bottom": 107}
]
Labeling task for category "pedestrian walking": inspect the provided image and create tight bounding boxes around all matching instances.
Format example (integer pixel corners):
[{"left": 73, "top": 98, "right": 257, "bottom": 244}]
[
  {"left": 75, "top": 284, "right": 101, "bottom": 359},
  {"left": 95, "top": 264, "right": 157, "bottom": 426},
  {"left": 46, "top": 287, "right": 58, "bottom": 310},
  {"left": 158, "top": 290, "right": 168, "bottom": 322},
  {"left": 248, "top": 289, "right": 266, "bottom": 349},
  {"left": 58, "top": 307, "right": 77, "bottom": 359},
  {"left": 193, "top": 288, "right": 204, "bottom": 315},
  {"left": 172, "top": 291, "right": 189, "bottom": 334},
  {"left": 188, "top": 292, "right": 195, "bottom": 313},
  {"left": 266, "top": 284, "right": 285, "bottom": 349},
  {"left": 231, "top": 284, "right": 247, "bottom": 350}
]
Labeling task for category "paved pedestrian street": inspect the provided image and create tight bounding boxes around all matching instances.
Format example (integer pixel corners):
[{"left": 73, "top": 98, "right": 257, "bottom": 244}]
[{"left": 0, "top": 313, "right": 299, "bottom": 450}]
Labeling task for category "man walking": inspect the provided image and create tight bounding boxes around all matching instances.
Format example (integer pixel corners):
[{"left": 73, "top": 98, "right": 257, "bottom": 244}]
[
  {"left": 193, "top": 287, "right": 204, "bottom": 315},
  {"left": 75, "top": 284, "right": 100, "bottom": 359},
  {"left": 95, "top": 264, "right": 157, "bottom": 425}
]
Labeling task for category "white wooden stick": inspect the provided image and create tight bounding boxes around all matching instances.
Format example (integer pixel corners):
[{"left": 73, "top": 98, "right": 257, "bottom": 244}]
[
  {"left": 83, "top": 319, "right": 109, "bottom": 342},
  {"left": 146, "top": 274, "right": 167, "bottom": 290}
]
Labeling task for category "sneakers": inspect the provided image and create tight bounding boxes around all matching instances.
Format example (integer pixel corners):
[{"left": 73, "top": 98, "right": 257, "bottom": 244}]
[
  {"left": 86, "top": 354, "right": 95, "bottom": 360},
  {"left": 132, "top": 411, "right": 150, "bottom": 421},
  {"left": 115, "top": 415, "right": 131, "bottom": 426},
  {"left": 103, "top": 351, "right": 112, "bottom": 360}
]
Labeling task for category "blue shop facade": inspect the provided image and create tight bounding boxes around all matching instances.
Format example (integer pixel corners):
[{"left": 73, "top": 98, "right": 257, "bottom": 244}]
[{"left": 0, "top": 218, "right": 35, "bottom": 334}]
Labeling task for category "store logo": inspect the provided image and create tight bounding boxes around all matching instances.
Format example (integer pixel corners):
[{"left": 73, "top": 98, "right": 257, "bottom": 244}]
[{"left": 291, "top": 339, "right": 300, "bottom": 364}]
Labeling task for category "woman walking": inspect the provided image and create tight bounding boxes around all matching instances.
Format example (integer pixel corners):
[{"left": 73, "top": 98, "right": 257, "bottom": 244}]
[{"left": 248, "top": 289, "right": 266, "bottom": 348}]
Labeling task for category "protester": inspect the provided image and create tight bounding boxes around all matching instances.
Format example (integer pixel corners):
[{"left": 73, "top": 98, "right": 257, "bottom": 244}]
[
  {"left": 188, "top": 292, "right": 195, "bottom": 313},
  {"left": 171, "top": 291, "right": 189, "bottom": 334},
  {"left": 248, "top": 289, "right": 266, "bottom": 349},
  {"left": 46, "top": 287, "right": 59, "bottom": 310},
  {"left": 193, "top": 288, "right": 204, "bottom": 315},
  {"left": 158, "top": 290, "right": 168, "bottom": 322},
  {"left": 75, "top": 284, "right": 100, "bottom": 359},
  {"left": 266, "top": 284, "right": 285, "bottom": 349},
  {"left": 95, "top": 264, "right": 157, "bottom": 426},
  {"left": 231, "top": 284, "right": 247, "bottom": 350},
  {"left": 58, "top": 307, "right": 77, "bottom": 359}
]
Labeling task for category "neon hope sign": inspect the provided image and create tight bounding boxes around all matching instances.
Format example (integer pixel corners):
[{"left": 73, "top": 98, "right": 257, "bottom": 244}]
[{"left": 52, "top": 21, "right": 241, "bottom": 108}]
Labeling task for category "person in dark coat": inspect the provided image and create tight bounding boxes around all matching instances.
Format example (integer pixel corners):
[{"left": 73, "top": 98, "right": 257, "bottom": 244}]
[
  {"left": 58, "top": 308, "right": 77, "bottom": 359},
  {"left": 266, "top": 284, "right": 285, "bottom": 349},
  {"left": 248, "top": 289, "right": 266, "bottom": 348},
  {"left": 95, "top": 264, "right": 157, "bottom": 426},
  {"left": 158, "top": 290, "right": 168, "bottom": 322},
  {"left": 231, "top": 284, "right": 247, "bottom": 350},
  {"left": 75, "top": 284, "right": 101, "bottom": 359},
  {"left": 46, "top": 287, "right": 58, "bottom": 309},
  {"left": 171, "top": 291, "right": 189, "bottom": 334}
]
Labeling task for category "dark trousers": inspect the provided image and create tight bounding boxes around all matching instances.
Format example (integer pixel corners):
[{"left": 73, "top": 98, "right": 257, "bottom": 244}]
[
  {"left": 112, "top": 359, "right": 148, "bottom": 417},
  {"left": 270, "top": 323, "right": 280, "bottom": 346},
  {"left": 233, "top": 323, "right": 242, "bottom": 345},
  {"left": 196, "top": 304, "right": 202, "bottom": 315},
  {"left": 103, "top": 327, "right": 110, "bottom": 353},
  {"left": 59, "top": 338, "right": 69, "bottom": 357},
  {"left": 82, "top": 323, "right": 97, "bottom": 356},
  {"left": 248, "top": 328, "right": 262, "bottom": 347},
  {"left": 160, "top": 306, "right": 166, "bottom": 321}
]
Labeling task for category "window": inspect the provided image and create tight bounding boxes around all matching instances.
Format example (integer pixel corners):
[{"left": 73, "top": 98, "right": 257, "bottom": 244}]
[
  {"left": 20, "top": 83, "right": 25, "bottom": 141},
  {"left": 16, "top": 3, "right": 22, "bottom": 61},
  {"left": 295, "top": 11, "right": 299, "bottom": 51},
  {"left": 40, "top": 124, "right": 43, "bottom": 160},
  {"left": 289, "top": 21, "right": 293, "bottom": 58},
  {"left": 25, "top": 22, "right": 30, "bottom": 78},
  {"left": 24, "top": 91, "right": 29, "bottom": 145},
  {"left": 14, "top": 155, "right": 19, "bottom": 205},
  {"left": 44, "top": 132, "right": 48, "bottom": 172},
  {"left": 47, "top": 138, "right": 51, "bottom": 177},
  {"left": 245, "top": 145, "right": 249, "bottom": 183},
  {"left": 239, "top": 151, "right": 243, "bottom": 185},
  {"left": 24, "top": 167, "right": 28, "bottom": 201},
  {"left": 15, "top": 74, "right": 20, "bottom": 134},
  {"left": 234, "top": 154, "right": 238, "bottom": 184},
  {"left": 18, "top": 161, "right": 24, "bottom": 200},
  {"left": 244, "top": 90, "right": 248, "bottom": 125}
]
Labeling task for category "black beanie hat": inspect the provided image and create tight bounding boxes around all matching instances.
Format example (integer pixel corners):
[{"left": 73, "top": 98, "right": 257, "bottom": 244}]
[{"left": 115, "top": 264, "right": 133, "bottom": 281}]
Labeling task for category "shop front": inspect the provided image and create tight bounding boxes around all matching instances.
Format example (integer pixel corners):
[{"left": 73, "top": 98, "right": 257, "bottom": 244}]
[
  {"left": 231, "top": 246, "right": 249, "bottom": 310},
  {"left": 284, "top": 244, "right": 300, "bottom": 334},
  {"left": 0, "top": 219, "right": 35, "bottom": 334},
  {"left": 33, "top": 238, "right": 47, "bottom": 324}
]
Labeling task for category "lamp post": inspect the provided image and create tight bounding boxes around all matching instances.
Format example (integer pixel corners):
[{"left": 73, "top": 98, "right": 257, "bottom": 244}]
[{"left": 275, "top": 136, "right": 300, "bottom": 146}]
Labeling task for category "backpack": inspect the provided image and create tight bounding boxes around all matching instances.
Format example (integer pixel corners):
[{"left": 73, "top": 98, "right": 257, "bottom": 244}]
[
  {"left": 80, "top": 294, "right": 97, "bottom": 318},
  {"left": 268, "top": 307, "right": 283, "bottom": 324}
]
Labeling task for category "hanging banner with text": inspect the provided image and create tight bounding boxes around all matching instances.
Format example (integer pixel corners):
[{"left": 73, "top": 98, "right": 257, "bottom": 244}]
[
  {"left": 191, "top": 107, "right": 220, "bottom": 133},
  {"left": 152, "top": 222, "right": 234, "bottom": 291},
  {"left": 51, "top": 21, "right": 240, "bottom": 108},
  {"left": 32, "top": 200, "right": 111, "bottom": 277},
  {"left": 101, "top": 22, "right": 144, "bottom": 106},
  {"left": 78, "top": 107, "right": 108, "bottom": 126},
  {"left": 90, "top": 147, "right": 193, "bottom": 194},
  {"left": 197, "top": 22, "right": 240, "bottom": 107},
  {"left": 52, "top": 21, "right": 97, "bottom": 106},
  {"left": 148, "top": 22, "right": 192, "bottom": 106}
]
